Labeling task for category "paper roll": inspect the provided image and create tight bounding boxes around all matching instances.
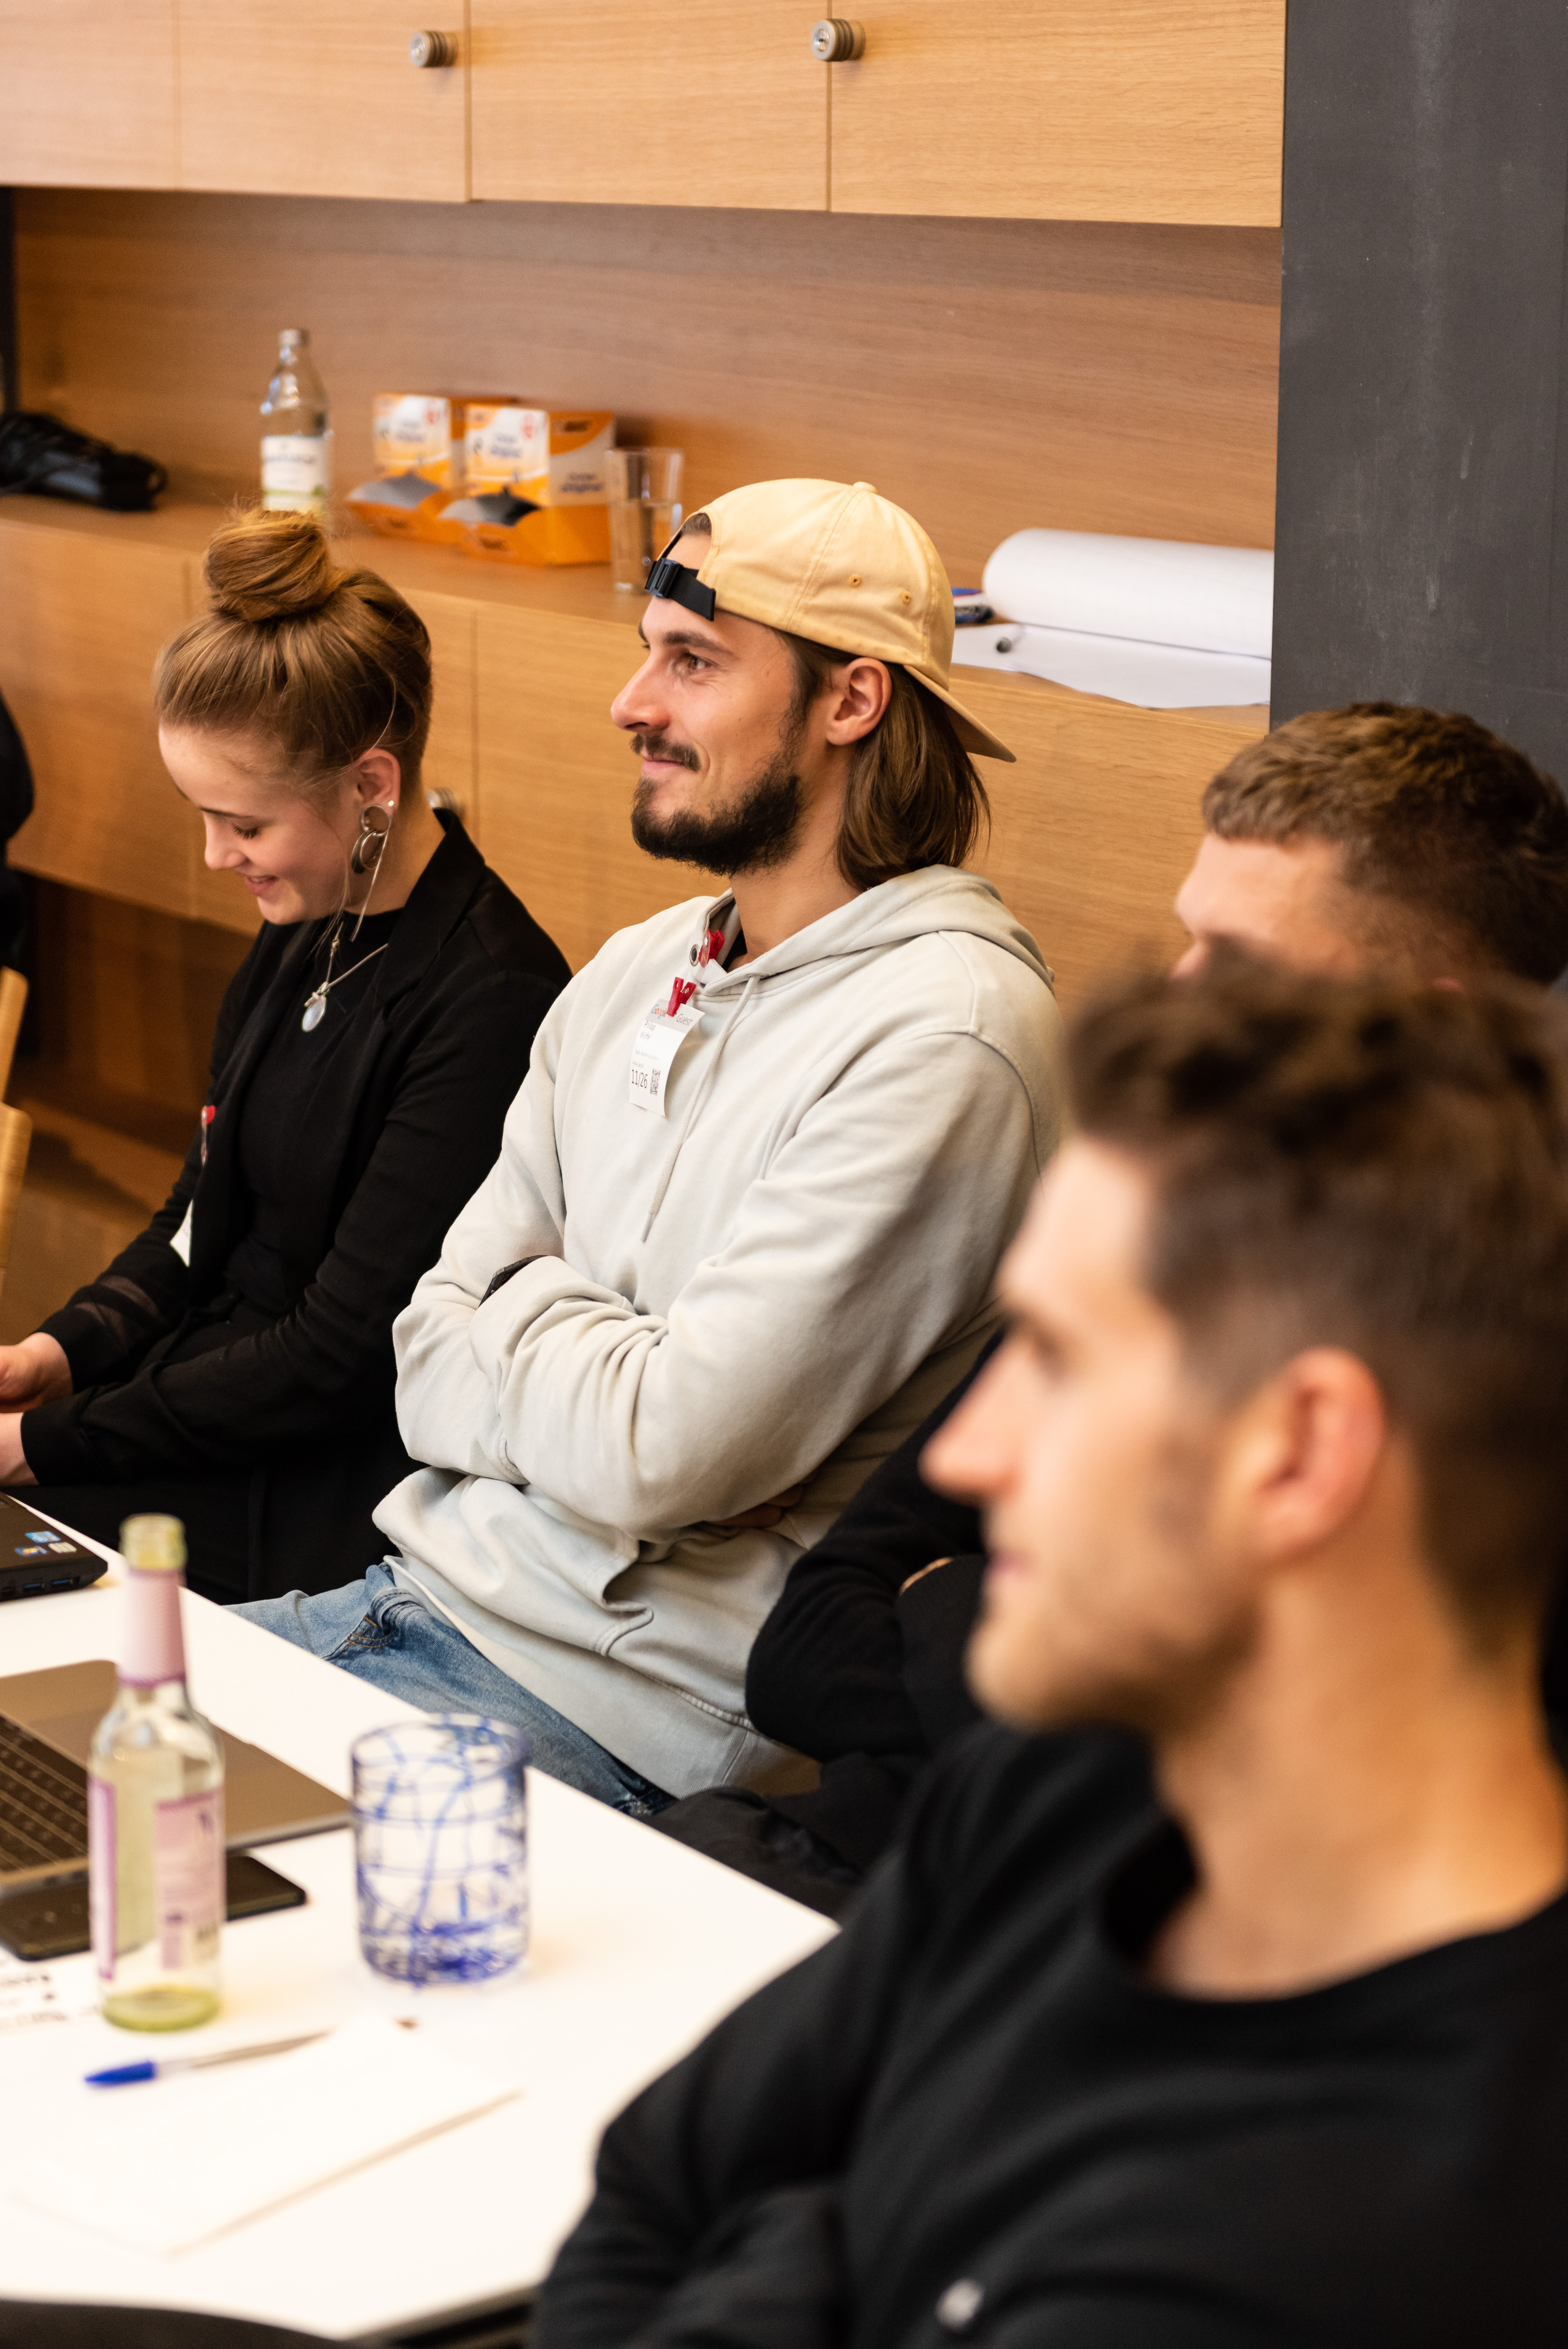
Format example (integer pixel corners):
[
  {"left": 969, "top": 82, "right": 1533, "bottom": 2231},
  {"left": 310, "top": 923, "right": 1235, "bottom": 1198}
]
[{"left": 981, "top": 529, "right": 1274, "bottom": 659}]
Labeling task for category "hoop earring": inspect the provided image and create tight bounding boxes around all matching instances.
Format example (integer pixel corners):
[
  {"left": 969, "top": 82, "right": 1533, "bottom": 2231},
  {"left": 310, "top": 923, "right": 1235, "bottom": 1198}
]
[{"left": 350, "top": 804, "right": 391, "bottom": 876}]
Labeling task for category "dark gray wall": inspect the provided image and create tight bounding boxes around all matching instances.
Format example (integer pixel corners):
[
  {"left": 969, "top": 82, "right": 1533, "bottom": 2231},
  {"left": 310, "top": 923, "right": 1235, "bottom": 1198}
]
[{"left": 1272, "top": 0, "right": 1568, "bottom": 777}]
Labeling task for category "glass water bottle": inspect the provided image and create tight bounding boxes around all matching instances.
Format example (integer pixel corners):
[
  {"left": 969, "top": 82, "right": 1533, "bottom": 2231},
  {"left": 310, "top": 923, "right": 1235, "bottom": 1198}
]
[
  {"left": 89, "top": 1515, "right": 225, "bottom": 2031},
  {"left": 260, "top": 326, "right": 332, "bottom": 516}
]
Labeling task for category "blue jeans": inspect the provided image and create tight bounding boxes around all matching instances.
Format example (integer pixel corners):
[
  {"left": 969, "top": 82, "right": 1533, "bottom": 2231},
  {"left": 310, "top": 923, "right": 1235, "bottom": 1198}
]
[{"left": 235, "top": 1563, "right": 673, "bottom": 1820}]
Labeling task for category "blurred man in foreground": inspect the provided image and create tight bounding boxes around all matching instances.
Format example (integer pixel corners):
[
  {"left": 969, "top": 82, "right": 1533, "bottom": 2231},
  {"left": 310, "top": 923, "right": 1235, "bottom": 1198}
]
[
  {"left": 656, "top": 699, "right": 1568, "bottom": 1910},
  {"left": 542, "top": 958, "right": 1568, "bottom": 2348}
]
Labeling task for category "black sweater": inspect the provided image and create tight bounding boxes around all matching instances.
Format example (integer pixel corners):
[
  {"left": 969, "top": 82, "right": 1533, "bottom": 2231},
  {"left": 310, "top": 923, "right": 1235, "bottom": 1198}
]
[
  {"left": 540, "top": 1725, "right": 1568, "bottom": 2349},
  {"left": 20, "top": 815, "right": 569, "bottom": 1598},
  {"left": 743, "top": 1340, "right": 994, "bottom": 1872}
]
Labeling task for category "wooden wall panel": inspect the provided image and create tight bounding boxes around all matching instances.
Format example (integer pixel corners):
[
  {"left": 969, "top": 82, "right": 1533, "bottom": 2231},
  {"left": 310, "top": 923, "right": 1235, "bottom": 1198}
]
[
  {"left": 476, "top": 608, "right": 706, "bottom": 971},
  {"left": 23, "top": 881, "right": 252, "bottom": 1136},
  {"left": 472, "top": 1, "right": 826, "bottom": 210},
  {"left": 408, "top": 589, "right": 479, "bottom": 834},
  {"left": 177, "top": 2, "right": 469, "bottom": 202},
  {"left": 0, "top": 0, "right": 179, "bottom": 189},
  {"left": 952, "top": 668, "right": 1264, "bottom": 1002},
  {"left": 829, "top": 1, "right": 1284, "bottom": 226},
  {"left": 0, "top": 522, "right": 196, "bottom": 922},
  {"left": 15, "top": 192, "right": 1281, "bottom": 586}
]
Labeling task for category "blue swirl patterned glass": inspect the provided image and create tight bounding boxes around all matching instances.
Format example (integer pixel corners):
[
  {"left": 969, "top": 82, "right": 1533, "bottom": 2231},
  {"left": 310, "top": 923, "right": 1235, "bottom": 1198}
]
[{"left": 351, "top": 1716, "right": 529, "bottom": 1985}]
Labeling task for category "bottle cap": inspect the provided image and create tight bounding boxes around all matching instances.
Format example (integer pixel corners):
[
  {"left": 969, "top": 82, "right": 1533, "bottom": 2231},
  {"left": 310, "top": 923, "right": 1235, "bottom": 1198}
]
[{"left": 120, "top": 1514, "right": 187, "bottom": 1573}]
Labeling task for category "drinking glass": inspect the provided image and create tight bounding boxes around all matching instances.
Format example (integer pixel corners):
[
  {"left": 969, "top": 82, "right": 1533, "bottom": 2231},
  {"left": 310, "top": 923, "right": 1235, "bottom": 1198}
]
[
  {"left": 351, "top": 1717, "right": 528, "bottom": 1985},
  {"left": 606, "top": 447, "right": 686, "bottom": 591}
]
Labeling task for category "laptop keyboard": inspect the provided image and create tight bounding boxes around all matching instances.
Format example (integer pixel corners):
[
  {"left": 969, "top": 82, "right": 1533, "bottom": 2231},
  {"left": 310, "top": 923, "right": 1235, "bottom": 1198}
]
[{"left": 0, "top": 1714, "right": 89, "bottom": 1871}]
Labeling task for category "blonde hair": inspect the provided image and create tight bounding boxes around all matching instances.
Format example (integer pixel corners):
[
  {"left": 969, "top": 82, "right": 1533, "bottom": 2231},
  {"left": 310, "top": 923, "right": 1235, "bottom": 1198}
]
[{"left": 152, "top": 510, "right": 433, "bottom": 806}]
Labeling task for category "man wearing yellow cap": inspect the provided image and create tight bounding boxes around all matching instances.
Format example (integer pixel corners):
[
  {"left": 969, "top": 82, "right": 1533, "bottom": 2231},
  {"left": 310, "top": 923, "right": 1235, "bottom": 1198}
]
[{"left": 240, "top": 480, "right": 1064, "bottom": 1813}]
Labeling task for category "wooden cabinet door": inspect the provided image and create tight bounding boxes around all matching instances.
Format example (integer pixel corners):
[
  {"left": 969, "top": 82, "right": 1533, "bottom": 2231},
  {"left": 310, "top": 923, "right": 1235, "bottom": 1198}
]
[
  {"left": 0, "top": 0, "right": 178, "bottom": 187},
  {"left": 471, "top": 0, "right": 826, "bottom": 209},
  {"left": 0, "top": 518, "right": 197, "bottom": 924},
  {"left": 178, "top": 1, "right": 467, "bottom": 201},
  {"left": 953, "top": 664, "right": 1263, "bottom": 1003},
  {"left": 476, "top": 606, "right": 704, "bottom": 973},
  {"left": 828, "top": 0, "right": 1284, "bottom": 225}
]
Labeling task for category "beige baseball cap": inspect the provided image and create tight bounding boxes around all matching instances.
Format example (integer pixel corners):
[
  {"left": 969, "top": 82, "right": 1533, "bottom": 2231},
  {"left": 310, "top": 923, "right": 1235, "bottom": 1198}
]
[{"left": 647, "top": 477, "right": 1015, "bottom": 763}]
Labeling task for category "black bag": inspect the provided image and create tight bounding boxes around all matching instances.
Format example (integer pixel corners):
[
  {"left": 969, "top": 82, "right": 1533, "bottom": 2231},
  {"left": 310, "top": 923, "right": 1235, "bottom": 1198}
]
[{"left": 0, "top": 410, "right": 167, "bottom": 513}]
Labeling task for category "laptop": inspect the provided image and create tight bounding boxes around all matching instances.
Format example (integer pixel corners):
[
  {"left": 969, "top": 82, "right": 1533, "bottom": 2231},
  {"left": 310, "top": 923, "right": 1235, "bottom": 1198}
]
[
  {"left": 0, "top": 1491, "right": 109, "bottom": 1601},
  {"left": 0, "top": 1659, "right": 350, "bottom": 1896}
]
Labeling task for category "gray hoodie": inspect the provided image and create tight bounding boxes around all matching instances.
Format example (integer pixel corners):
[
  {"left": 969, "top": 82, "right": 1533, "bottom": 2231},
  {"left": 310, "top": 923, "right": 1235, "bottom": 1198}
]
[{"left": 377, "top": 867, "right": 1066, "bottom": 1795}]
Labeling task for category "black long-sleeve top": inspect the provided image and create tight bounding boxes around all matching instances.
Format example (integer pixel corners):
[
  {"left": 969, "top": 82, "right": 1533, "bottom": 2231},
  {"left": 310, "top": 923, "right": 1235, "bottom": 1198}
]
[
  {"left": 539, "top": 1724, "right": 1568, "bottom": 2349},
  {"left": 20, "top": 814, "right": 569, "bottom": 1597},
  {"left": 742, "top": 1339, "right": 996, "bottom": 1870}
]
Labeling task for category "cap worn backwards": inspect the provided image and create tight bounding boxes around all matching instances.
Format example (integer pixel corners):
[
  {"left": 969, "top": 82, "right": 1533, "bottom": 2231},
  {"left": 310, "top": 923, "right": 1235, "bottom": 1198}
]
[{"left": 648, "top": 478, "right": 1015, "bottom": 763}]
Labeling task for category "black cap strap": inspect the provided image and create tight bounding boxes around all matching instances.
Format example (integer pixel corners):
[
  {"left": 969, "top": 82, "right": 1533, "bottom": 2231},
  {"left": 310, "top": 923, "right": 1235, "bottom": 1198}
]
[{"left": 645, "top": 555, "right": 717, "bottom": 621}]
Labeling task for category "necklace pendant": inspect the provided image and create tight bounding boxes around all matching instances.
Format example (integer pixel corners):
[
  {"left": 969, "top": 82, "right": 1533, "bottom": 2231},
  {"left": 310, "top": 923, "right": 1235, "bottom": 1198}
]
[{"left": 301, "top": 996, "right": 326, "bottom": 1033}]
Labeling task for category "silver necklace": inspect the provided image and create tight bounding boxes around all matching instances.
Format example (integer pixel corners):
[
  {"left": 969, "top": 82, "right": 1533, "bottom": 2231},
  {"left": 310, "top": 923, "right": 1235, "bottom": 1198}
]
[{"left": 301, "top": 921, "right": 389, "bottom": 1031}]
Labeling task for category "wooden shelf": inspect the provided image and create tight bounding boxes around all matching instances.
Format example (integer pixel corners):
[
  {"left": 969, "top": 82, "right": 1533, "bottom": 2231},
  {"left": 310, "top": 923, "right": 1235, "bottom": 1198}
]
[{"left": 0, "top": 493, "right": 1266, "bottom": 996}]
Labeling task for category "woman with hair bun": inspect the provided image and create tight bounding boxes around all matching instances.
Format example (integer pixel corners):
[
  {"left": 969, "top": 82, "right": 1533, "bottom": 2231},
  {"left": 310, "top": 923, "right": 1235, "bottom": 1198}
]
[{"left": 0, "top": 511, "right": 569, "bottom": 1602}]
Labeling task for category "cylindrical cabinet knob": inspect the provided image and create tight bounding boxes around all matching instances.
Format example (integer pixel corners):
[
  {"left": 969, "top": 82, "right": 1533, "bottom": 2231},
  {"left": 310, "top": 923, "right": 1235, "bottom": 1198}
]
[
  {"left": 809, "top": 18, "right": 865, "bottom": 61},
  {"left": 409, "top": 29, "right": 457, "bottom": 67}
]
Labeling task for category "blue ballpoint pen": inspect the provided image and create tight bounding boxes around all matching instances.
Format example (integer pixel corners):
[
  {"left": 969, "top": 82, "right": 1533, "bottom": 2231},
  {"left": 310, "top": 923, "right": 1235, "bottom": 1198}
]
[{"left": 85, "top": 2028, "right": 331, "bottom": 2087}]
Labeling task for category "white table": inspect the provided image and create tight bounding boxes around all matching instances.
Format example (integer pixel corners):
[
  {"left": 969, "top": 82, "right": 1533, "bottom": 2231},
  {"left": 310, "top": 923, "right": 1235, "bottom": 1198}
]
[{"left": 0, "top": 1553, "right": 835, "bottom": 2340}]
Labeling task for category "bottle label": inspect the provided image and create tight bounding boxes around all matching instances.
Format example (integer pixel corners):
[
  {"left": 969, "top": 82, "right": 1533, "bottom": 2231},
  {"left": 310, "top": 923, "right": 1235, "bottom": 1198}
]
[
  {"left": 156, "top": 1788, "right": 225, "bottom": 1968},
  {"left": 121, "top": 1560, "right": 188, "bottom": 1687},
  {"left": 89, "top": 1775, "right": 116, "bottom": 1980},
  {"left": 261, "top": 433, "right": 331, "bottom": 513}
]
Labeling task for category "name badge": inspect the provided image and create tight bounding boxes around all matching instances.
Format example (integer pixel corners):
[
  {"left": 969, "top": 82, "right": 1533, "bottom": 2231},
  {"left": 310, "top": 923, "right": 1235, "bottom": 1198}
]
[{"left": 629, "top": 1000, "right": 701, "bottom": 1117}]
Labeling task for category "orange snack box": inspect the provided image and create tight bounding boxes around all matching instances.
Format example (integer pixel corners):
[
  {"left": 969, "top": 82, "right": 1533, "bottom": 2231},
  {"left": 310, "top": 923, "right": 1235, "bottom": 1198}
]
[
  {"left": 346, "top": 393, "right": 517, "bottom": 542},
  {"left": 450, "top": 407, "right": 616, "bottom": 566}
]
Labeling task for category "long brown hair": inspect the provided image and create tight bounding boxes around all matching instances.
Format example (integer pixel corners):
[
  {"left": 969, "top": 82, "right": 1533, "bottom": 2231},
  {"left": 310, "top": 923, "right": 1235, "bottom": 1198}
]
[
  {"left": 782, "top": 632, "right": 990, "bottom": 891},
  {"left": 153, "top": 510, "right": 433, "bottom": 804}
]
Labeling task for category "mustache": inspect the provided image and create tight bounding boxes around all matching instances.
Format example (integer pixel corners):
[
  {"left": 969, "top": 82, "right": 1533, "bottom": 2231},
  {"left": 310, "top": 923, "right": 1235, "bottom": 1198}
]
[{"left": 632, "top": 730, "right": 701, "bottom": 771}]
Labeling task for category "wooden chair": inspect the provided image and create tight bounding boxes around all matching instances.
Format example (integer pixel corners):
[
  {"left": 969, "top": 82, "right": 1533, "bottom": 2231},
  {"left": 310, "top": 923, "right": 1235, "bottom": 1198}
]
[
  {"left": 0, "top": 1100, "right": 32, "bottom": 1306},
  {"left": 0, "top": 967, "right": 26, "bottom": 1103}
]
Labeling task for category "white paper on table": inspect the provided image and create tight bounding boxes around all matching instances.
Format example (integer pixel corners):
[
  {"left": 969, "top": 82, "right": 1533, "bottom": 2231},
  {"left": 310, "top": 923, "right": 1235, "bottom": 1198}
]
[
  {"left": 15, "top": 2014, "right": 519, "bottom": 2255},
  {"left": 953, "top": 620, "right": 1271, "bottom": 710},
  {"left": 982, "top": 529, "right": 1274, "bottom": 660},
  {"left": 0, "top": 1951, "right": 99, "bottom": 2038}
]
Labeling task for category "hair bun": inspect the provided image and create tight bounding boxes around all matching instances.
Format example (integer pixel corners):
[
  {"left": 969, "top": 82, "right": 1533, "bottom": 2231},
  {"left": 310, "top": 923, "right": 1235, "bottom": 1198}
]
[{"left": 204, "top": 509, "right": 343, "bottom": 624}]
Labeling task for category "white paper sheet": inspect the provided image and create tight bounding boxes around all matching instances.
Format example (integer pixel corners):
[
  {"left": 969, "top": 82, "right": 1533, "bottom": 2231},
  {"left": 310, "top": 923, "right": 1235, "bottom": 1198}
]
[
  {"left": 15, "top": 2013, "right": 518, "bottom": 2255},
  {"left": 981, "top": 528, "right": 1274, "bottom": 659},
  {"left": 953, "top": 620, "right": 1271, "bottom": 710},
  {"left": 0, "top": 1950, "right": 99, "bottom": 2038}
]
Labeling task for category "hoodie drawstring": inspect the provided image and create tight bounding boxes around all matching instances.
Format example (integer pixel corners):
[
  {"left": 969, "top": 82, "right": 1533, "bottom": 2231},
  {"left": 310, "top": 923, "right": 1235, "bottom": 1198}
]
[{"left": 642, "top": 972, "right": 761, "bottom": 1238}]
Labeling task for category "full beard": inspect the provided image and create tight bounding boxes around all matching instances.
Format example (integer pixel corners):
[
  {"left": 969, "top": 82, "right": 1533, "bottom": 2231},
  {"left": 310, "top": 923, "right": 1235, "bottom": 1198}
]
[{"left": 631, "top": 730, "right": 805, "bottom": 877}]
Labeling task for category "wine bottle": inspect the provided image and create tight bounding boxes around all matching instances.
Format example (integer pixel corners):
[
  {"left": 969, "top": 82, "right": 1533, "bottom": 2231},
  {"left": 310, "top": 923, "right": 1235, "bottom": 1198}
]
[
  {"left": 89, "top": 1516, "right": 225, "bottom": 2031},
  {"left": 260, "top": 327, "right": 332, "bottom": 516}
]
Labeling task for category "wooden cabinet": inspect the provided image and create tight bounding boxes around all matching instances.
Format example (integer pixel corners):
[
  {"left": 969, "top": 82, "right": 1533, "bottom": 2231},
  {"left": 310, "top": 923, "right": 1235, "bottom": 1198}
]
[
  {"left": 0, "top": 0, "right": 178, "bottom": 188},
  {"left": 177, "top": 1, "right": 468, "bottom": 202},
  {"left": 1, "top": 2, "right": 1285, "bottom": 222},
  {"left": 827, "top": 0, "right": 1285, "bottom": 225},
  {"left": 475, "top": 604, "right": 709, "bottom": 972},
  {"left": 954, "top": 668, "right": 1259, "bottom": 998},
  {"left": 0, "top": 514, "right": 199, "bottom": 924},
  {"left": 470, "top": 0, "right": 827, "bottom": 210}
]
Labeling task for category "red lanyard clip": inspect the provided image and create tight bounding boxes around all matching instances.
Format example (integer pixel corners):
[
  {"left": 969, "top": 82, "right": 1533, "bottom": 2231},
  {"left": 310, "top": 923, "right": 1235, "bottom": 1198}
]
[
  {"left": 666, "top": 977, "right": 698, "bottom": 1017},
  {"left": 199, "top": 1103, "right": 215, "bottom": 1166},
  {"left": 697, "top": 926, "right": 727, "bottom": 969}
]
